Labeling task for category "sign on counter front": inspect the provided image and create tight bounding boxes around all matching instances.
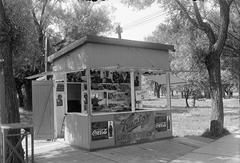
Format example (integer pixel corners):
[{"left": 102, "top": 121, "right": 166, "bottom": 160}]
[
  {"left": 155, "top": 113, "right": 168, "bottom": 132},
  {"left": 114, "top": 112, "right": 155, "bottom": 146},
  {"left": 91, "top": 121, "right": 114, "bottom": 141}
]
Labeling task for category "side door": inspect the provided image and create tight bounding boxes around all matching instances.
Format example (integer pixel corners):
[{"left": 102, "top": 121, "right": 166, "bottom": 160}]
[{"left": 32, "top": 80, "right": 54, "bottom": 139}]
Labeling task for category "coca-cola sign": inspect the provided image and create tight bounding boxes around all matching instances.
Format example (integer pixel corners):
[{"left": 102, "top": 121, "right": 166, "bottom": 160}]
[
  {"left": 91, "top": 121, "right": 108, "bottom": 141},
  {"left": 155, "top": 114, "right": 167, "bottom": 132},
  {"left": 92, "top": 128, "right": 107, "bottom": 136}
]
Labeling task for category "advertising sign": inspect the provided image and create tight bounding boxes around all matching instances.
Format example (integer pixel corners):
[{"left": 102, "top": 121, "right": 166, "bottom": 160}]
[
  {"left": 114, "top": 112, "right": 155, "bottom": 146},
  {"left": 108, "top": 121, "right": 114, "bottom": 138},
  {"left": 155, "top": 113, "right": 167, "bottom": 132},
  {"left": 56, "top": 93, "right": 63, "bottom": 106},
  {"left": 91, "top": 121, "right": 108, "bottom": 141},
  {"left": 135, "top": 90, "right": 144, "bottom": 101}
]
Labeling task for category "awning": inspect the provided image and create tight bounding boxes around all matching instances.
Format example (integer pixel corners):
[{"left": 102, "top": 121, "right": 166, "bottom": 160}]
[
  {"left": 26, "top": 72, "right": 54, "bottom": 79},
  {"left": 147, "top": 73, "right": 187, "bottom": 85}
]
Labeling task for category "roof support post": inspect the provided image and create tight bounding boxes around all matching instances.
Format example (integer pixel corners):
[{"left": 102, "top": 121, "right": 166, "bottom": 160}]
[
  {"left": 166, "top": 72, "right": 171, "bottom": 110},
  {"left": 130, "top": 71, "right": 135, "bottom": 112},
  {"left": 86, "top": 69, "right": 92, "bottom": 116}
]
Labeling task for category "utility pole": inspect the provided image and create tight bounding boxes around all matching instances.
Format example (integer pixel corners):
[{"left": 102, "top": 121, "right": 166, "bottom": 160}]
[{"left": 115, "top": 24, "right": 123, "bottom": 39}]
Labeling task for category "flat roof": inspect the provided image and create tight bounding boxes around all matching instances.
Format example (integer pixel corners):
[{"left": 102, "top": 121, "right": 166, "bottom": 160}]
[{"left": 48, "top": 35, "right": 174, "bottom": 63}]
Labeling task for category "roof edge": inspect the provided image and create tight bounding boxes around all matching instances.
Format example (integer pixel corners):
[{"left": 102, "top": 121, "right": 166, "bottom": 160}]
[{"left": 48, "top": 35, "right": 175, "bottom": 63}]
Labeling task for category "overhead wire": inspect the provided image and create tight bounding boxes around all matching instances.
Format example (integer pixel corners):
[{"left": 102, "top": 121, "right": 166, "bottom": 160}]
[
  {"left": 122, "top": 11, "right": 167, "bottom": 30},
  {"left": 123, "top": 10, "right": 161, "bottom": 28}
]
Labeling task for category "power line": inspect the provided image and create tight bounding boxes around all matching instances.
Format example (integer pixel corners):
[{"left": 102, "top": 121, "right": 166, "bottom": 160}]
[
  {"left": 123, "top": 11, "right": 167, "bottom": 30},
  {"left": 123, "top": 10, "right": 161, "bottom": 28}
]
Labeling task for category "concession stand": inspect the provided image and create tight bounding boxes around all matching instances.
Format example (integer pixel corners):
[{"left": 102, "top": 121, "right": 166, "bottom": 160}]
[{"left": 32, "top": 35, "right": 174, "bottom": 150}]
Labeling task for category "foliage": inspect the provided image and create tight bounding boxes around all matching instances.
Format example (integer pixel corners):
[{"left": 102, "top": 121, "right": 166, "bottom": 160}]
[
  {"left": 4, "top": 0, "right": 40, "bottom": 71},
  {"left": 10, "top": 0, "right": 113, "bottom": 110},
  {"left": 53, "top": 0, "right": 113, "bottom": 49},
  {"left": 146, "top": 22, "right": 209, "bottom": 103},
  {"left": 122, "top": 0, "right": 234, "bottom": 136}
]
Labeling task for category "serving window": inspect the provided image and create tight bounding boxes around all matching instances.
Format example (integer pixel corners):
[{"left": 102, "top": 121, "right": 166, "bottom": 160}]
[
  {"left": 90, "top": 70, "right": 131, "bottom": 113},
  {"left": 135, "top": 72, "right": 169, "bottom": 110},
  {"left": 65, "top": 69, "right": 170, "bottom": 115},
  {"left": 66, "top": 71, "right": 88, "bottom": 114}
]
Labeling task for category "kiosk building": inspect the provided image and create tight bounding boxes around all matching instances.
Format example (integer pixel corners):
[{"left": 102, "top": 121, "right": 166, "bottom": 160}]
[{"left": 31, "top": 35, "right": 174, "bottom": 150}]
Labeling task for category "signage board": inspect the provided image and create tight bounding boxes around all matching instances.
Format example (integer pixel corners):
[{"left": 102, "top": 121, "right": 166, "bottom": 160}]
[
  {"left": 91, "top": 121, "right": 114, "bottom": 141},
  {"left": 155, "top": 113, "right": 167, "bottom": 132},
  {"left": 114, "top": 112, "right": 155, "bottom": 145}
]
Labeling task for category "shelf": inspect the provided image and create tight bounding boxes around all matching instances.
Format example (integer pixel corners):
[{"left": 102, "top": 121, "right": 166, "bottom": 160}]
[
  {"left": 92, "top": 83, "right": 130, "bottom": 85},
  {"left": 91, "top": 90, "right": 116, "bottom": 93}
]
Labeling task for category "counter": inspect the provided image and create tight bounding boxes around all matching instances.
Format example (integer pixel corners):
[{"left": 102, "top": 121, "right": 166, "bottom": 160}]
[{"left": 65, "top": 109, "right": 172, "bottom": 150}]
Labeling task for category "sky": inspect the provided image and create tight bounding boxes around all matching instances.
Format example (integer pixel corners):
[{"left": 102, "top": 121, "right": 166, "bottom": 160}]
[{"left": 101, "top": 0, "right": 167, "bottom": 41}]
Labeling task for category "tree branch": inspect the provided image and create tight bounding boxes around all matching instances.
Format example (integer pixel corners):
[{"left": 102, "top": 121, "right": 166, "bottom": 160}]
[
  {"left": 40, "top": 0, "right": 48, "bottom": 27},
  {"left": 224, "top": 43, "right": 240, "bottom": 54},
  {"left": 174, "top": 0, "right": 199, "bottom": 27},
  {"left": 234, "top": 0, "right": 240, "bottom": 16},
  {"left": 0, "top": 0, "right": 6, "bottom": 22},
  {"left": 192, "top": 0, "right": 216, "bottom": 45},
  {"left": 228, "top": 0, "right": 235, "bottom": 6},
  {"left": 213, "top": 0, "right": 232, "bottom": 54},
  {"left": 207, "top": 18, "right": 240, "bottom": 43},
  {"left": 31, "top": 9, "right": 40, "bottom": 27}
]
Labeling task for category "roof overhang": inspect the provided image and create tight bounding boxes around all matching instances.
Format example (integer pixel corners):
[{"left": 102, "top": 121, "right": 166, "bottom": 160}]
[{"left": 48, "top": 35, "right": 175, "bottom": 63}]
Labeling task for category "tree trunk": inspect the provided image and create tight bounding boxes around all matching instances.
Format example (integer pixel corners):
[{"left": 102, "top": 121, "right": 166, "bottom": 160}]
[
  {"left": 204, "top": 90, "right": 211, "bottom": 99},
  {"left": 3, "top": 32, "right": 25, "bottom": 163},
  {"left": 185, "top": 89, "right": 190, "bottom": 108},
  {"left": 3, "top": 43, "right": 20, "bottom": 122},
  {"left": 192, "top": 96, "right": 196, "bottom": 108},
  {"left": 205, "top": 54, "right": 224, "bottom": 136},
  {"left": 15, "top": 78, "right": 24, "bottom": 107},
  {"left": 23, "top": 80, "right": 32, "bottom": 111},
  {"left": 0, "top": 1, "right": 24, "bottom": 162}
]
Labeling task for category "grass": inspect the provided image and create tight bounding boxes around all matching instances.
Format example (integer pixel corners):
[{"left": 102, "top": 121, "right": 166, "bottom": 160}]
[
  {"left": 171, "top": 98, "right": 239, "bottom": 137},
  {"left": 21, "top": 98, "right": 239, "bottom": 138}
]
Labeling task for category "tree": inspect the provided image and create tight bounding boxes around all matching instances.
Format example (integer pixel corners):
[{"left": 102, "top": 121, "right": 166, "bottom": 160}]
[
  {"left": 123, "top": 0, "right": 234, "bottom": 136},
  {"left": 146, "top": 21, "right": 209, "bottom": 106},
  {"left": 0, "top": 0, "right": 24, "bottom": 162},
  {"left": 224, "top": 0, "right": 240, "bottom": 101},
  {"left": 16, "top": 0, "right": 113, "bottom": 111},
  {"left": 53, "top": 0, "right": 113, "bottom": 49}
]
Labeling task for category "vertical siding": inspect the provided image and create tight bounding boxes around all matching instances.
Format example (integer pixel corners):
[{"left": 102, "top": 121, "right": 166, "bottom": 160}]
[
  {"left": 90, "top": 114, "right": 115, "bottom": 150},
  {"left": 65, "top": 114, "right": 90, "bottom": 149},
  {"left": 32, "top": 81, "right": 54, "bottom": 139}
]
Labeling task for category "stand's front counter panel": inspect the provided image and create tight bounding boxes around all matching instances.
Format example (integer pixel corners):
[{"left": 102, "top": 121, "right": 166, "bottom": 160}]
[
  {"left": 65, "top": 114, "right": 90, "bottom": 149},
  {"left": 65, "top": 110, "right": 172, "bottom": 150}
]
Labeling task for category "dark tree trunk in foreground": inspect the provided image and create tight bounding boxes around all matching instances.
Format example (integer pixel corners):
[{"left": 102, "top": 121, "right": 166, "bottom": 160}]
[
  {"left": 23, "top": 80, "right": 32, "bottom": 111},
  {"left": 15, "top": 78, "right": 24, "bottom": 107},
  {"left": 0, "top": 0, "right": 24, "bottom": 162}
]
